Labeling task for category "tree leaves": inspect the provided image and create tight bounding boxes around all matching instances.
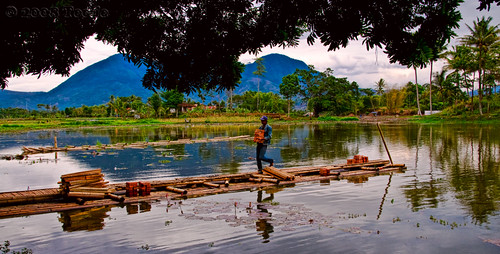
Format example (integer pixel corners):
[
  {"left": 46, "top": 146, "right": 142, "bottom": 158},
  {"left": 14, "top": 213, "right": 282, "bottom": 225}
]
[{"left": 1, "top": 0, "right": 469, "bottom": 93}]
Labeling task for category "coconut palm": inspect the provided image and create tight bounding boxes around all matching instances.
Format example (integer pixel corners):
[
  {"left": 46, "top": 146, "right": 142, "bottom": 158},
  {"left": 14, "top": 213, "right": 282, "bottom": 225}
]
[{"left": 460, "top": 16, "right": 500, "bottom": 115}]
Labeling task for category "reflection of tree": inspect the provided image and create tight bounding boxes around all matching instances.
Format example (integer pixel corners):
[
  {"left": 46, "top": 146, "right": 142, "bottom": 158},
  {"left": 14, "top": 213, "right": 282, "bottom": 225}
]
[
  {"left": 401, "top": 124, "right": 499, "bottom": 224},
  {"left": 218, "top": 141, "right": 242, "bottom": 174},
  {"left": 402, "top": 178, "right": 446, "bottom": 212},
  {"left": 280, "top": 124, "right": 360, "bottom": 166},
  {"left": 58, "top": 206, "right": 111, "bottom": 232}
]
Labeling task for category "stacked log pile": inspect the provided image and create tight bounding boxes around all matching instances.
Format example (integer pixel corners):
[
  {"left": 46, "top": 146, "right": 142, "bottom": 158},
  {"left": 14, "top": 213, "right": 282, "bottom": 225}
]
[{"left": 59, "top": 169, "right": 116, "bottom": 202}]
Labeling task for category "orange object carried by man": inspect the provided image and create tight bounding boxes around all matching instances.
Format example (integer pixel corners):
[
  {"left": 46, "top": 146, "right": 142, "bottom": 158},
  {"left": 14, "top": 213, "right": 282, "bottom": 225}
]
[{"left": 253, "top": 129, "right": 265, "bottom": 143}]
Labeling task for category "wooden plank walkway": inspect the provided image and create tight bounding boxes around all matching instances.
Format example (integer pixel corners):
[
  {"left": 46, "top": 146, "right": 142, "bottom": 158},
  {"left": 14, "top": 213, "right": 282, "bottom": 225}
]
[{"left": 0, "top": 160, "right": 404, "bottom": 218}]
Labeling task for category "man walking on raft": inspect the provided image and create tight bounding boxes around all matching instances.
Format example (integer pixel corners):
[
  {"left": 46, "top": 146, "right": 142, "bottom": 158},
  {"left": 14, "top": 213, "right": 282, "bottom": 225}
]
[{"left": 255, "top": 116, "right": 273, "bottom": 174}]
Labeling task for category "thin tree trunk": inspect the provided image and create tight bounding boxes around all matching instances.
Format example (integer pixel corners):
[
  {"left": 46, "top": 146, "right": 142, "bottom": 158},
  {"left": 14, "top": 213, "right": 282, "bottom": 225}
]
[
  {"left": 429, "top": 61, "right": 433, "bottom": 114},
  {"left": 287, "top": 99, "right": 291, "bottom": 117},
  {"left": 471, "top": 72, "right": 475, "bottom": 112},
  {"left": 478, "top": 70, "right": 483, "bottom": 115},
  {"left": 257, "top": 80, "right": 260, "bottom": 112},
  {"left": 414, "top": 67, "right": 422, "bottom": 116}
]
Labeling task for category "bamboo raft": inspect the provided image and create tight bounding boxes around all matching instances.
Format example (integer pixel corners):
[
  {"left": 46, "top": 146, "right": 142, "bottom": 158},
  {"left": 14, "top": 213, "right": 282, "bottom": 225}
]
[
  {"left": 21, "top": 135, "right": 254, "bottom": 155},
  {"left": 0, "top": 157, "right": 405, "bottom": 218}
]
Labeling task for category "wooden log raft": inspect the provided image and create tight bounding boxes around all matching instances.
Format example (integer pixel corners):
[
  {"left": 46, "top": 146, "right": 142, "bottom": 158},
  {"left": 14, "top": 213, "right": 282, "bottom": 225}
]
[{"left": 0, "top": 160, "right": 406, "bottom": 218}]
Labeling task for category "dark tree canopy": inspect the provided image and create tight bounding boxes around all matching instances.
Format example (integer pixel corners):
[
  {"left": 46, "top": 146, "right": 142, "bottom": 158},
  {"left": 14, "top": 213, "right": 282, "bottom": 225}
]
[{"left": 1, "top": 0, "right": 496, "bottom": 93}]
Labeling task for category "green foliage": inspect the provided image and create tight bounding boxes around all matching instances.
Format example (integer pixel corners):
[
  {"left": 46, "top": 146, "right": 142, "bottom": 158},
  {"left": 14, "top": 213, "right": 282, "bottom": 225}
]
[
  {"left": 385, "top": 87, "right": 406, "bottom": 114},
  {"left": 147, "top": 93, "right": 162, "bottom": 118},
  {"left": 375, "top": 79, "right": 386, "bottom": 96},
  {"left": 296, "top": 67, "right": 361, "bottom": 116},
  {"left": 233, "top": 91, "right": 287, "bottom": 113},
  {"left": 279, "top": 74, "right": 301, "bottom": 116},
  {"left": 160, "top": 90, "right": 184, "bottom": 110},
  {"left": 1, "top": 241, "right": 32, "bottom": 254}
]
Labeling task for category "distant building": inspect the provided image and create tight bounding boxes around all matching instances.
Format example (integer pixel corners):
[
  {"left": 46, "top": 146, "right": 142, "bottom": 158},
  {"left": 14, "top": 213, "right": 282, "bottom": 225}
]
[
  {"left": 178, "top": 103, "right": 198, "bottom": 113},
  {"left": 424, "top": 110, "right": 441, "bottom": 115}
]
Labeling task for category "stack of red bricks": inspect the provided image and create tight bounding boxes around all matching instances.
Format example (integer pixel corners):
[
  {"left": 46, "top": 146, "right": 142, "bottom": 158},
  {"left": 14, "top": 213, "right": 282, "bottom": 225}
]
[
  {"left": 126, "top": 182, "right": 151, "bottom": 197},
  {"left": 347, "top": 155, "right": 369, "bottom": 165}
]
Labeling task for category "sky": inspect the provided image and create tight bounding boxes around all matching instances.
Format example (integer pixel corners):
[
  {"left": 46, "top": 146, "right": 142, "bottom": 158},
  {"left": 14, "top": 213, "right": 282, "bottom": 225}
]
[{"left": 5, "top": 0, "right": 500, "bottom": 92}]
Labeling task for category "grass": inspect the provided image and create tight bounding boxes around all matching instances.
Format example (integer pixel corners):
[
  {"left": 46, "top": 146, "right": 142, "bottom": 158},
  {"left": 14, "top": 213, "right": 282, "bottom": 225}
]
[
  {"left": 409, "top": 111, "right": 500, "bottom": 124},
  {"left": 317, "top": 116, "right": 359, "bottom": 121},
  {"left": 1, "top": 111, "right": 498, "bottom": 133},
  {"left": 0, "top": 115, "right": 305, "bottom": 132}
]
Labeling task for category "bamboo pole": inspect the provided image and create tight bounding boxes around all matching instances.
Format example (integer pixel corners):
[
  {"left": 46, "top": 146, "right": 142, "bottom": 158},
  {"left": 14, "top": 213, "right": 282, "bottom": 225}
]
[
  {"left": 67, "top": 192, "right": 106, "bottom": 199},
  {"left": 377, "top": 123, "right": 393, "bottom": 165},
  {"left": 261, "top": 178, "right": 280, "bottom": 184},
  {"left": 203, "top": 182, "right": 220, "bottom": 188},
  {"left": 165, "top": 186, "right": 188, "bottom": 195},
  {"left": 249, "top": 178, "right": 263, "bottom": 183},
  {"left": 106, "top": 193, "right": 125, "bottom": 202},
  {"left": 75, "top": 198, "right": 86, "bottom": 205}
]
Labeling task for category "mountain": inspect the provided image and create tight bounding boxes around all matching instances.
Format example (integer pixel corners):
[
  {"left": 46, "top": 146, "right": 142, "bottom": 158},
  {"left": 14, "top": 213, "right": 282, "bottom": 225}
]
[
  {"left": 237, "top": 53, "right": 309, "bottom": 95},
  {"left": 0, "top": 53, "right": 308, "bottom": 110}
]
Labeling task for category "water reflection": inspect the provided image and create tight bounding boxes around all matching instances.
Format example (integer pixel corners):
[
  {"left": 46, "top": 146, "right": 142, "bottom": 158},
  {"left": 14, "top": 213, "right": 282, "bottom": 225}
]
[
  {"left": 0, "top": 123, "right": 499, "bottom": 226},
  {"left": 401, "top": 124, "right": 500, "bottom": 224},
  {"left": 58, "top": 206, "right": 111, "bottom": 232},
  {"left": 256, "top": 190, "right": 275, "bottom": 242}
]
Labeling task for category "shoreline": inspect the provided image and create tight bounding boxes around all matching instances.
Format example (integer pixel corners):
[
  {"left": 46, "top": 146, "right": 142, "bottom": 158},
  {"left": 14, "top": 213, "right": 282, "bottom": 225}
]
[{"left": 0, "top": 114, "right": 498, "bottom": 133}]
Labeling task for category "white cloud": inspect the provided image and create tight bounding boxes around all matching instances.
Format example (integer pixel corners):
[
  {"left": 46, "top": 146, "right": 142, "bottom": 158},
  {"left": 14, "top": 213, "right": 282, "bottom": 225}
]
[
  {"left": 5, "top": 0, "right": 499, "bottom": 92},
  {"left": 5, "top": 36, "right": 117, "bottom": 92}
]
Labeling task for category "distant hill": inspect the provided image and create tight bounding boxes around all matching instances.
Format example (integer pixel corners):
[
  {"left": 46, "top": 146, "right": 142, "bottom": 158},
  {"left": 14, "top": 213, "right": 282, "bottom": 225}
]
[
  {"left": 237, "top": 53, "right": 309, "bottom": 95},
  {"left": 0, "top": 53, "right": 308, "bottom": 110}
]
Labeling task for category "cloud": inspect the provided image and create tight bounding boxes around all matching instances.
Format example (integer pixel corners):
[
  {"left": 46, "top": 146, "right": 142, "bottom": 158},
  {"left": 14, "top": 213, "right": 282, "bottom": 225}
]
[
  {"left": 6, "top": 36, "right": 117, "bottom": 92},
  {"left": 5, "top": 0, "right": 499, "bottom": 92}
]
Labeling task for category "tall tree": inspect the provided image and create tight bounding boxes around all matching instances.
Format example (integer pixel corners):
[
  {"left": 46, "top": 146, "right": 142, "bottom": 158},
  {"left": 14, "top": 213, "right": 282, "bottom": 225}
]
[
  {"left": 253, "top": 57, "right": 266, "bottom": 112},
  {"left": 160, "top": 89, "right": 184, "bottom": 116},
  {"left": 428, "top": 45, "right": 447, "bottom": 114},
  {"left": 406, "top": 40, "right": 434, "bottom": 116},
  {"left": 461, "top": 16, "right": 500, "bottom": 115},
  {"left": 279, "top": 74, "right": 301, "bottom": 117},
  {"left": 147, "top": 93, "right": 162, "bottom": 118},
  {"left": 375, "top": 78, "right": 386, "bottom": 96},
  {"left": 296, "top": 65, "right": 324, "bottom": 117},
  {"left": 443, "top": 45, "right": 478, "bottom": 110}
]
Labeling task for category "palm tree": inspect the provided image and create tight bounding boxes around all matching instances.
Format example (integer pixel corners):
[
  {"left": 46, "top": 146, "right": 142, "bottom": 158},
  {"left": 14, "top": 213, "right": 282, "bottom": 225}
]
[
  {"left": 253, "top": 57, "right": 266, "bottom": 112},
  {"left": 428, "top": 45, "right": 447, "bottom": 114},
  {"left": 443, "top": 45, "right": 477, "bottom": 111},
  {"left": 375, "top": 78, "right": 386, "bottom": 96},
  {"left": 407, "top": 40, "right": 433, "bottom": 116},
  {"left": 460, "top": 16, "right": 500, "bottom": 115}
]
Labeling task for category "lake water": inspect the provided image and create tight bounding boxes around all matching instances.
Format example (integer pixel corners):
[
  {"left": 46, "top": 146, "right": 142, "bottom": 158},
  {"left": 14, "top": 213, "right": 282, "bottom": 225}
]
[{"left": 0, "top": 123, "right": 499, "bottom": 253}]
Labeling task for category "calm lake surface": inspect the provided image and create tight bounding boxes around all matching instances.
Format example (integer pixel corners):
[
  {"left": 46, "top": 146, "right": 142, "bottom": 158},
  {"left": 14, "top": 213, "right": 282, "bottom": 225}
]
[{"left": 0, "top": 122, "right": 499, "bottom": 253}]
